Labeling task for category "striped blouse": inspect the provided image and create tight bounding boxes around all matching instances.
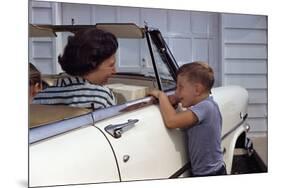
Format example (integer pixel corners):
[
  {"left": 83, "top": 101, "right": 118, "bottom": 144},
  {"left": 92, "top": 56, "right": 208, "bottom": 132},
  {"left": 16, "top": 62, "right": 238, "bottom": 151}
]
[{"left": 32, "top": 76, "right": 116, "bottom": 109}]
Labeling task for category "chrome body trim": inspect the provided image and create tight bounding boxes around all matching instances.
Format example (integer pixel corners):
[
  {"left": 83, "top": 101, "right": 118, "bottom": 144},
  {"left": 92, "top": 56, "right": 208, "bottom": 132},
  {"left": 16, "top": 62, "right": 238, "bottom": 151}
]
[{"left": 29, "top": 113, "right": 94, "bottom": 144}]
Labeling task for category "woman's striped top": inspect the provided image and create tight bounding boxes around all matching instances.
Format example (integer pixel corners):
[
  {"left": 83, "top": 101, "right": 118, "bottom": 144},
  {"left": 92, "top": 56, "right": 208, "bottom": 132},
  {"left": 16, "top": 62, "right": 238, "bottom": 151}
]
[{"left": 32, "top": 76, "right": 116, "bottom": 110}]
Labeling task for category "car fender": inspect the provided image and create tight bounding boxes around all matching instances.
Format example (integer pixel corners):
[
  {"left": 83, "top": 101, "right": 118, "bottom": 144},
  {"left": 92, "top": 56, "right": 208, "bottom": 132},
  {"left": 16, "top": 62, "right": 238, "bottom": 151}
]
[{"left": 212, "top": 85, "right": 249, "bottom": 173}]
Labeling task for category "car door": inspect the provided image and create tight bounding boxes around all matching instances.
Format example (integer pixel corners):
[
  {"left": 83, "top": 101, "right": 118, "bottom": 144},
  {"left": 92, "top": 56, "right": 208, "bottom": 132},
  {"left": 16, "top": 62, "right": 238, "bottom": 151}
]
[{"left": 92, "top": 100, "right": 188, "bottom": 181}]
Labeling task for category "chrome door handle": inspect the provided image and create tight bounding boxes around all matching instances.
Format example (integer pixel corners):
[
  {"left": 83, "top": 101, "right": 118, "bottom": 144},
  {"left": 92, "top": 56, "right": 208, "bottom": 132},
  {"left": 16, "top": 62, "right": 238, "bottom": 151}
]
[{"left": 104, "top": 119, "right": 139, "bottom": 138}]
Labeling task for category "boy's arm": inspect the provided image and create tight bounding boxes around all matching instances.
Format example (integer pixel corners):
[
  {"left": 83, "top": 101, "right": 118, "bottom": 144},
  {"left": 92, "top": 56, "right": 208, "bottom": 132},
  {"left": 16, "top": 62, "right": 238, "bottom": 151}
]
[{"left": 148, "top": 90, "right": 198, "bottom": 129}]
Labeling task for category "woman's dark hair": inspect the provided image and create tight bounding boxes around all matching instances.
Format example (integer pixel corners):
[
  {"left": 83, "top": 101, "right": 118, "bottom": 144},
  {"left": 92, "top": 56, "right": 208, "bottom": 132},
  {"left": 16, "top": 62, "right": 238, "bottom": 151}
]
[{"left": 58, "top": 28, "right": 118, "bottom": 76}]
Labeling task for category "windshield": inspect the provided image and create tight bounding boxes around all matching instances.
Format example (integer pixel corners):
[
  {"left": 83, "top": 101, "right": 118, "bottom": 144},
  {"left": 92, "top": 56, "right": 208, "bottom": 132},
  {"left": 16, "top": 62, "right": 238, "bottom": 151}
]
[
  {"left": 150, "top": 40, "right": 176, "bottom": 91},
  {"left": 146, "top": 30, "right": 178, "bottom": 91}
]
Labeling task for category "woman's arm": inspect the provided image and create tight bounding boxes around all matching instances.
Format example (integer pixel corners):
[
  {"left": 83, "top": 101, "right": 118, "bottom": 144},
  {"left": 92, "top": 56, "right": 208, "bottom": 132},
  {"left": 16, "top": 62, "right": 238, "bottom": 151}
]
[{"left": 148, "top": 90, "right": 198, "bottom": 129}]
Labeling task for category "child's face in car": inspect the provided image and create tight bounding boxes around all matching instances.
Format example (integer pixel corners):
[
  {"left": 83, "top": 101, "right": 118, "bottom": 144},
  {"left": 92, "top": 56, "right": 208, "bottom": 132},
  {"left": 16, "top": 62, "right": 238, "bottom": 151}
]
[{"left": 29, "top": 82, "right": 42, "bottom": 103}]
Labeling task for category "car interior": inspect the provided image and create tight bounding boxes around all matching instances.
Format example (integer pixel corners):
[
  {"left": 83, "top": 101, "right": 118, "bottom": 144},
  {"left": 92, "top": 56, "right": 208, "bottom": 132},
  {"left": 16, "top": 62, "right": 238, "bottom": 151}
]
[{"left": 30, "top": 23, "right": 177, "bottom": 129}]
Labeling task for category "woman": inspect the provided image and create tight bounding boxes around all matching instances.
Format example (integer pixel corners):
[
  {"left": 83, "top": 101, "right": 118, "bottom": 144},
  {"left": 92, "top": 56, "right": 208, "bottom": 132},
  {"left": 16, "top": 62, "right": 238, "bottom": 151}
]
[{"left": 32, "top": 28, "right": 118, "bottom": 110}]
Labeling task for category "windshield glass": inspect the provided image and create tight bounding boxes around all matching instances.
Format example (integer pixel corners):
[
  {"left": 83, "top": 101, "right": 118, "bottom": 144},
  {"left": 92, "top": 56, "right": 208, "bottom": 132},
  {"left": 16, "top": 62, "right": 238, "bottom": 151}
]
[{"left": 147, "top": 32, "right": 176, "bottom": 91}]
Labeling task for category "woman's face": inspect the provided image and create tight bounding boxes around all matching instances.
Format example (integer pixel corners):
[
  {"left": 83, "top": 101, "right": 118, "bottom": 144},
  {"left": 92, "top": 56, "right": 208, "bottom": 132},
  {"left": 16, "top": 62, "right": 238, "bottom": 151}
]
[{"left": 87, "top": 54, "right": 116, "bottom": 85}]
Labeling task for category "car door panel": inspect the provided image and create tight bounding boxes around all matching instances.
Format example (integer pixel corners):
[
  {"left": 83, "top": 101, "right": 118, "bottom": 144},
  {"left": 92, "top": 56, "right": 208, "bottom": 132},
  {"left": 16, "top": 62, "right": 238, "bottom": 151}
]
[
  {"left": 29, "top": 125, "right": 120, "bottom": 187},
  {"left": 94, "top": 105, "right": 188, "bottom": 181}
]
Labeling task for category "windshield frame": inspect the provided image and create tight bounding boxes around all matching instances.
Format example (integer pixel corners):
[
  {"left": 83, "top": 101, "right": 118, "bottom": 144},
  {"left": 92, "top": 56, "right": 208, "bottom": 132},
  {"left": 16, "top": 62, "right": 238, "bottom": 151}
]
[{"left": 146, "top": 27, "right": 179, "bottom": 91}]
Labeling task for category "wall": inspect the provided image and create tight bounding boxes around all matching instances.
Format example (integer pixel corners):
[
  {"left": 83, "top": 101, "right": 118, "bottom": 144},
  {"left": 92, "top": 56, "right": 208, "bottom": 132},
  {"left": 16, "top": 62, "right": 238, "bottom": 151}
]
[
  {"left": 29, "top": 1, "right": 62, "bottom": 73},
  {"left": 220, "top": 13, "right": 268, "bottom": 135},
  {"left": 29, "top": 1, "right": 220, "bottom": 86}
]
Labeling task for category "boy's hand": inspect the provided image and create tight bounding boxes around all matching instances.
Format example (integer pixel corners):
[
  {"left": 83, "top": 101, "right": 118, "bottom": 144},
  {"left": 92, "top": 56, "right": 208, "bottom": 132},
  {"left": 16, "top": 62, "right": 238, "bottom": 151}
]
[
  {"left": 148, "top": 90, "right": 179, "bottom": 106},
  {"left": 168, "top": 94, "right": 180, "bottom": 106},
  {"left": 147, "top": 89, "right": 162, "bottom": 98}
]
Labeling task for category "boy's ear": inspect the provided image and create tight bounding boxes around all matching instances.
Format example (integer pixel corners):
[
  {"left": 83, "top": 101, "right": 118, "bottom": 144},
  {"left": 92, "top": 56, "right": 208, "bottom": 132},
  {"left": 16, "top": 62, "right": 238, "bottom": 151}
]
[{"left": 194, "top": 83, "right": 204, "bottom": 95}]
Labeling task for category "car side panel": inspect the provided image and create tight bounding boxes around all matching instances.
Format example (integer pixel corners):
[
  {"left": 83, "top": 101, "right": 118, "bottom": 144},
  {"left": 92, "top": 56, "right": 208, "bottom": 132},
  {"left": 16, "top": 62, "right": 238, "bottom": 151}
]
[
  {"left": 29, "top": 125, "right": 120, "bottom": 187},
  {"left": 94, "top": 105, "right": 188, "bottom": 181}
]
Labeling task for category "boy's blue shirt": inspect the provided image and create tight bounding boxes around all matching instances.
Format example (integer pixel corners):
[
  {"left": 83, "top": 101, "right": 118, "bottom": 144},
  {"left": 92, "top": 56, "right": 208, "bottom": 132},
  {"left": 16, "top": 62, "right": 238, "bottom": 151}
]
[{"left": 187, "top": 95, "right": 224, "bottom": 175}]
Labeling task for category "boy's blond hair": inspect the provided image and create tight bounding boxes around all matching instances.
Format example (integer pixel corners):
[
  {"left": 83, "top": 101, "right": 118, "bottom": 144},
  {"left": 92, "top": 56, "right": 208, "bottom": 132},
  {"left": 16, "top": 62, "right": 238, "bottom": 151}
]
[{"left": 177, "top": 61, "right": 214, "bottom": 92}]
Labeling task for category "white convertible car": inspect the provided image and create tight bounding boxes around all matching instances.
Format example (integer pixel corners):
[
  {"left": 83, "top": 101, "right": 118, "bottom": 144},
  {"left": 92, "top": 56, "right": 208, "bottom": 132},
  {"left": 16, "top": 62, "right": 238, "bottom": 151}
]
[{"left": 29, "top": 23, "right": 251, "bottom": 187}]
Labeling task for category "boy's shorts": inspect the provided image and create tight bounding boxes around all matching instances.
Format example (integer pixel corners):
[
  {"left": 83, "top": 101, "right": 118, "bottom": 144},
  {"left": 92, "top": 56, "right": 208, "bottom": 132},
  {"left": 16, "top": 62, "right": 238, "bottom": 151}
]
[{"left": 191, "top": 164, "right": 227, "bottom": 177}]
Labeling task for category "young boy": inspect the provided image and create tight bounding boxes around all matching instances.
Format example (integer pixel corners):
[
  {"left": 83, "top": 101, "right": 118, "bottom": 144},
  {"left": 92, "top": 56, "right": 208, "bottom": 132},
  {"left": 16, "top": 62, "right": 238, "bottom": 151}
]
[{"left": 149, "top": 62, "right": 226, "bottom": 177}]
